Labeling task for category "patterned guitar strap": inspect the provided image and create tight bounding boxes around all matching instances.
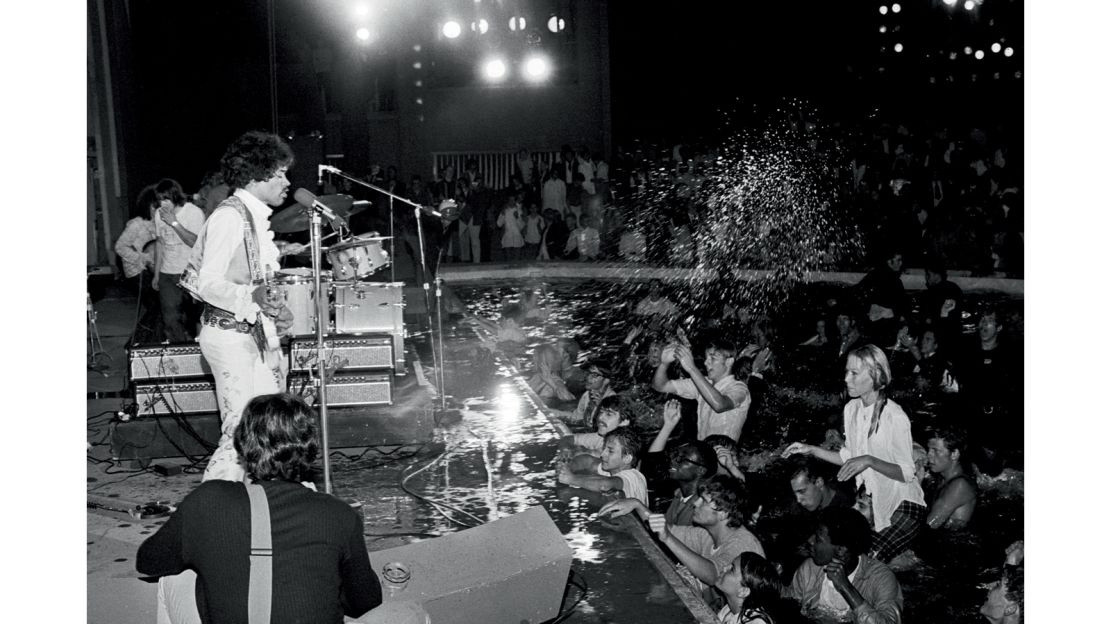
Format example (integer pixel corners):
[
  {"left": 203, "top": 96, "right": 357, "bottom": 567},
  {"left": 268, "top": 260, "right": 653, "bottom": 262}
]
[{"left": 227, "top": 196, "right": 270, "bottom": 360}]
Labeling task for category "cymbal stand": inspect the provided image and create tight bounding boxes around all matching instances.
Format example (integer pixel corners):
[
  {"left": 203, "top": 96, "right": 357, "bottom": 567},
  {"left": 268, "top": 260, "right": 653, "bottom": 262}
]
[
  {"left": 87, "top": 291, "right": 111, "bottom": 374},
  {"left": 319, "top": 166, "right": 445, "bottom": 408}
]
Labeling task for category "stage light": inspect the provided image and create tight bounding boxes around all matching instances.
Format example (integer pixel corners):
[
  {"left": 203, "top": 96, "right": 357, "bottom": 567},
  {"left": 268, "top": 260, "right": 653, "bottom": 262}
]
[
  {"left": 943, "top": 0, "right": 957, "bottom": 5},
  {"left": 471, "top": 19, "right": 489, "bottom": 34},
  {"left": 509, "top": 16, "right": 526, "bottom": 31},
  {"left": 354, "top": 4, "right": 369, "bottom": 18},
  {"left": 442, "top": 21, "right": 462, "bottom": 39},
  {"left": 356, "top": 27, "right": 370, "bottom": 41},
  {"left": 879, "top": 26, "right": 887, "bottom": 33},
  {"left": 892, "top": 3, "right": 901, "bottom": 13},
  {"left": 413, "top": 61, "right": 422, "bottom": 69},
  {"left": 483, "top": 58, "right": 507, "bottom": 81},
  {"left": 964, "top": 46, "right": 973, "bottom": 55},
  {"left": 974, "top": 49, "right": 984, "bottom": 60},
  {"left": 991, "top": 43, "right": 1001, "bottom": 53},
  {"left": 524, "top": 56, "right": 550, "bottom": 81},
  {"left": 894, "top": 43, "right": 903, "bottom": 53},
  {"left": 879, "top": 5, "right": 888, "bottom": 15},
  {"left": 963, "top": 0, "right": 975, "bottom": 10},
  {"left": 949, "top": 52, "right": 958, "bottom": 60},
  {"left": 547, "top": 16, "right": 565, "bottom": 33},
  {"left": 1004, "top": 47, "right": 1014, "bottom": 57}
]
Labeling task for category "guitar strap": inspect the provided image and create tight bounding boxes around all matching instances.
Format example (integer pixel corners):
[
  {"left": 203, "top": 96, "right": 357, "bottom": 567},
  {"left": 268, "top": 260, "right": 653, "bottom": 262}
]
[{"left": 245, "top": 482, "right": 273, "bottom": 624}]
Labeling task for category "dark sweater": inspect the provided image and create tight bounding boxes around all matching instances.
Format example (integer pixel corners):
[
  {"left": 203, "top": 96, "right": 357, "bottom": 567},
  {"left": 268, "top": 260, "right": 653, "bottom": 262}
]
[{"left": 137, "top": 479, "right": 381, "bottom": 624}]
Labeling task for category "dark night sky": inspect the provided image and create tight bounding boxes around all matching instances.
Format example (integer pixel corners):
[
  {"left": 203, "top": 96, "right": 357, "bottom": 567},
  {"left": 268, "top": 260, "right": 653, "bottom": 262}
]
[{"left": 118, "top": 1, "right": 1022, "bottom": 186}]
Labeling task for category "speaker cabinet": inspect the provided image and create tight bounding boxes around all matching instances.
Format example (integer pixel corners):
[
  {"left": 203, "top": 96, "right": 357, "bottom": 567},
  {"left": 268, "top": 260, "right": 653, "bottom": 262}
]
[
  {"left": 129, "top": 343, "right": 211, "bottom": 382},
  {"left": 133, "top": 381, "right": 218, "bottom": 415},
  {"left": 287, "top": 372, "right": 394, "bottom": 407},
  {"left": 289, "top": 335, "right": 394, "bottom": 372},
  {"left": 367, "top": 506, "right": 573, "bottom": 624}
]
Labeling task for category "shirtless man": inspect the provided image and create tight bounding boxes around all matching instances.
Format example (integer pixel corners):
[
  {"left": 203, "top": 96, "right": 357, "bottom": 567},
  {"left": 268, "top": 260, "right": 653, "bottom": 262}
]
[{"left": 924, "top": 426, "right": 977, "bottom": 530}]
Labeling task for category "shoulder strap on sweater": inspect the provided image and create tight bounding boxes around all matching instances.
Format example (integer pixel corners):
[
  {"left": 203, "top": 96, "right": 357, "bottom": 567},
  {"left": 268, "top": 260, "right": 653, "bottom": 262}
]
[{"left": 245, "top": 482, "right": 272, "bottom": 624}]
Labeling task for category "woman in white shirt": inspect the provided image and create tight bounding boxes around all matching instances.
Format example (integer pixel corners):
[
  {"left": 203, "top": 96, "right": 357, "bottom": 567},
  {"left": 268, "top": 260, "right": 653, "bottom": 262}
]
[{"left": 782, "top": 344, "right": 926, "bottom": 563}]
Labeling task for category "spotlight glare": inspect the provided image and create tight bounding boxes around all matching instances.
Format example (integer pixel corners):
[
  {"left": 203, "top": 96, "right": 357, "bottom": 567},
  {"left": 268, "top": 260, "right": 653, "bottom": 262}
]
[
  {"left": 879, "top": 5, "right": 888, "bottom": 15},
  {"left": 442, "top": 21, "right": 462, "bottom": 39},
  {"left": 471, "top": 19, "right": 489, "bottom": 34},
  {"left": 879, "top": 26, "right": 887, "bottom": 33},
  {"left": 524, "top": 56, "right": 550, "bottom": 81},
  {"left": 991, "top": 43, "right": 1001, "bottom": 53},
  {"left": 355, "top": 27, "right": 370, "bottom": 41},
  {"left": 964, "top": 0, "right": 975, "bottom": 10},
  {"left": 509, "top": 16, "right": 526, "bottom": 31},
  {"left": 949, "top": 52, "right": 958, "bottom": 60},
  {"left": 547, "top": 16, "right": 565, "bottom": 33},
  {"left": 943, "top": 0, "right": 957, "bottom": 5},
  {"left": 483, "top": 58, "right": 507, "bottom": 80},
  {"left": 354, "top": 4, "right": 369, "bottom": 18},
  {"left": 892, "top": 3, "right": 901, "bottom": 13},
  {"left": 964, "top": 46, "right": 973, "bottom": 55},
  {"left": 894, "top": 43, "right": 903, "bottom": 53},
  {"left": 1004, "top": 47, "right": 1014, "bottom": 57},
  {"left": 974, "top": 49, "right": 984, "bottom": 60}
]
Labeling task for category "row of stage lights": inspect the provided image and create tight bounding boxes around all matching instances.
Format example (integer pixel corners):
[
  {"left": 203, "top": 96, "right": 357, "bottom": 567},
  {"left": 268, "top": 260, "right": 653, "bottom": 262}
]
[
  {"left": 479, "top": 55, "right": 552, "bottom": 82},
  {"left": 440, "top": 15, "right": 566, "bottom": 39}
]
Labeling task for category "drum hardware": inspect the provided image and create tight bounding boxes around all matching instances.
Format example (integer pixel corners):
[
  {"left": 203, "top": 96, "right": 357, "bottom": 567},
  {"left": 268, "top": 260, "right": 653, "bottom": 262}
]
[{"left": 318, "top": 165, "right": 447, "bottom": 411}]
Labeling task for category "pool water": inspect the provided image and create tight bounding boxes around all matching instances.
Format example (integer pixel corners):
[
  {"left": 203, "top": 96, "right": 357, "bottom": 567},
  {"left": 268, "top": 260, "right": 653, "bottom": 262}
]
[{"left": 332, "top": 277, "right": 1022, "bottom": 623}]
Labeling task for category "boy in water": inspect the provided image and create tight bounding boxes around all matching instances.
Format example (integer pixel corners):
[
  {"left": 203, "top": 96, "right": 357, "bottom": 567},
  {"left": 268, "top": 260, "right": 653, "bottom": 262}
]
[
  {"left": 558, "top": 426, "right": 648, "bottom": 506},
  {"left": 556, "top": 396, "right": 631, "bottom": 473}
]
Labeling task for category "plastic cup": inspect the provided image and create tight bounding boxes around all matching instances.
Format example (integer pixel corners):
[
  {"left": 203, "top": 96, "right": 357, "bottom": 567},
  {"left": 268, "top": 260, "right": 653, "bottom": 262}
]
[{"left": 382, "top": 561, "right": 411, "bottom": 596}]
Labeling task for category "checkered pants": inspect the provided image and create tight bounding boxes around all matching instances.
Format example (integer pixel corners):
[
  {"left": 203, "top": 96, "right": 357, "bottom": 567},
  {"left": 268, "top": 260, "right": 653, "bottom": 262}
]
[{"left": 871, "top": 500, "right": 927, "bottom": 563}]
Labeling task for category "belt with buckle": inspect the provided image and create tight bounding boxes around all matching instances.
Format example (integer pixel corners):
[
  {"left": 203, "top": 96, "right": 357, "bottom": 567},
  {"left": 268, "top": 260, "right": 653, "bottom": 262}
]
[{"left": 202, "top": 304, "right": 254, "bottom": 334}]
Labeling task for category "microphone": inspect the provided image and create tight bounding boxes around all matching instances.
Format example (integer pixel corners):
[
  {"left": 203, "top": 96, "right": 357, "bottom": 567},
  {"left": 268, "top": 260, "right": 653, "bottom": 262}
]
[{"left": 293, "top": 188, "right": 346, "bottom": 229}]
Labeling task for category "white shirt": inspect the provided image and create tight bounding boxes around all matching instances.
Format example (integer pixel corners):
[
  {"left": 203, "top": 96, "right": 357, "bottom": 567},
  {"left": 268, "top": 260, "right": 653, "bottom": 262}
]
[
  {"left": 114, "top": 217, "right": 156, "bottom": 278},
  {"left": 155, "top": 201, "right": 206, "bottom": 274},
  {"left": 596, "top": 464, "right": 648, "bottom": 507},
  {"left": 190, "top": 189, "right": 280, "bottom": 322},
  {"left": 671, "top": 375, "right": 751, "bottom": 442},
  {"left": 817, "top": 563, "right": 861, "bottom": 616},
  {"left": 838, "top": 398, "right": 926, "bottom": 532}
]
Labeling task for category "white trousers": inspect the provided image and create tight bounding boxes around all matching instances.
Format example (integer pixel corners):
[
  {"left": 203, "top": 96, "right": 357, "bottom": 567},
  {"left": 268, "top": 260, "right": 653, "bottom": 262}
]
[{"left": 198, "top": 324, "right": 286, "bottom": 482}]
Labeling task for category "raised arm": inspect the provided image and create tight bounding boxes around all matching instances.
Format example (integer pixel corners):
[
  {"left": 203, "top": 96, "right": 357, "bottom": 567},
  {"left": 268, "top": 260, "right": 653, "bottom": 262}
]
[
  {"left": 674, "top": 345, "right": 734, "bottom": 412},
  {"left": 652, "top": 344, "right": 679, "bottom": 394},
  {"left": 648, "top": 400, "right": 682, "bottom": 453}
]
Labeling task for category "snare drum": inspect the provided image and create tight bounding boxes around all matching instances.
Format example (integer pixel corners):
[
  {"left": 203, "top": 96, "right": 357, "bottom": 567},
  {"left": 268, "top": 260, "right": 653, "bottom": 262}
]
[
  {"left": 273, "top": 269, "right": 331, "bottom": 336},
  {"left": 333, "top": 281, "right": 405, "bottom": 369},
  {"left": 326, "top": 236, "right": 390, "bottom": 280}
]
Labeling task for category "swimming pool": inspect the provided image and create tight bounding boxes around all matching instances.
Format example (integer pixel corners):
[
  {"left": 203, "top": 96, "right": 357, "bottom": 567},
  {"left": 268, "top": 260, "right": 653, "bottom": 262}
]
[{"left": 337, "top": 275, "right": 1023, "bottom": 623}]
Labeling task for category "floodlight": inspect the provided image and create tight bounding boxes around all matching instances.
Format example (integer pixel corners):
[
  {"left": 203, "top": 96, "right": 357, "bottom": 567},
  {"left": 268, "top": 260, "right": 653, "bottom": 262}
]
[
  {"left": 524, "top": 56, "right": 550, "bottom": 81},
  {"left": 991, "top": 43, "right": 1001, "bottom": 53},
  {"left": 471, "top": 19, "right": 489, "bottom": 34},
  {"left": 442, "top": 21, "right": 462, "bottom": 39},
  {"left": 894, "top": 43, "right": 903, "bottom": 53},
  {"left": 879, "top": 6, "right": 888, "bottom": 15},
  {"left": 483, "top": 58, "right": 507, "bottom": 80},
  {"left": 356, "top": 28, "right": 370, "bottom": 41},
  {"left": 974, "top": 49, "right": 984, "bottom": 60},
  {"left": 1003, "top": 47, "right": 1014, "bottom": 57},
  {"left": 547, "top": 16, "right": 565, "bottom": 33},
  {"left": 892, "top": 4, "right": 901, "bottom": 13}
]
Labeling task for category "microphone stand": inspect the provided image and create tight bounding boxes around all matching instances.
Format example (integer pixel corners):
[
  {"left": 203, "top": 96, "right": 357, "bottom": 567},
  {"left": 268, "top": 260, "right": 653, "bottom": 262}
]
[
  {"left": 320, "top": 166, "right": 446, "bottom": 409},
  {"left": 307, "top": 206, "right": 334, "bottom": 494}
]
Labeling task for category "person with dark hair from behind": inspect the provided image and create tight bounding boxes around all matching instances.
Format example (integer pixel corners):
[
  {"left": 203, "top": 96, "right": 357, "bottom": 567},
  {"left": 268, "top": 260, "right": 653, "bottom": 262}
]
[
  {"left": 786, "top": 506, "right": 903, "bottom": 624},
  {"left": 714, "top": 552, "right": 785, "bottom": 624},
  {"left": 150, "top": 178, "right": 206, "bottom": 343},
  {"left": 642, "top": 475, "right": 765, "bottom": 605},
  {"left": 137, "top": 393, "right": 428, "bottom": 624},
  {"left": 923, "top": 426, "right": 977, "bottom": 530}
]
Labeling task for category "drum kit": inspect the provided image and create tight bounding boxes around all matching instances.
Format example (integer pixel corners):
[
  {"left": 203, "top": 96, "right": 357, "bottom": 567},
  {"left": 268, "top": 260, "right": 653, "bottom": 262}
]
[{"left": 269, "top": 194, "right": 401, "bottom": 339}]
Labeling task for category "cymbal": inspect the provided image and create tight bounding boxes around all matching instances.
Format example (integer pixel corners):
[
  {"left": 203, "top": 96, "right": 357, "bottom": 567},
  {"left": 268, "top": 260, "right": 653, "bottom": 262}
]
[
  {"left": 315, "top": 194, "right": 372, "bottom": 219},
  {"left": 270, "top": 205, "right": 310, "bottom": 233},
  {"left": 269, "top": 195, "right": 372, "bottom": 233}
]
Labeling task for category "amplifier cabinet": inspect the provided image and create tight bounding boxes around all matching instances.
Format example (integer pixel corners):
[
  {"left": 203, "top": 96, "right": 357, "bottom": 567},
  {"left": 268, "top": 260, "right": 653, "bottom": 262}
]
[
  {"left": 288, "top": 372, "right": 393, "bottom": 407},
  {"left": 129, "top": 343, "right": 211, "bottom": 381},
  {"left": 133, "top": 381, "right": 219, "bottom": 416},
  {"left": 289, "top": 335, "right": 394, "bottom": 372},
  {"left": 333, "top": 281, "right": 405, "bottom": 370}
]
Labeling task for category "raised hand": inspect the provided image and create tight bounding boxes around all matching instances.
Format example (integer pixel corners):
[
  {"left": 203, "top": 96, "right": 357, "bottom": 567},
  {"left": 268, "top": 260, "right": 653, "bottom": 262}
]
[
  {"left": 662, "top": 400, "right": 682, "bottom": 428},
  {"left": 781, "top": 442, "right": 813, "bottom": 458}
]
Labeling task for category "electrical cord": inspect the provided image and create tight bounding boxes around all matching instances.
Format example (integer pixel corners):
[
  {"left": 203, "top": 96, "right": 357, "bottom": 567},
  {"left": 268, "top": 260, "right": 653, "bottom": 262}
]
[
  {"left": 544, "top": 568, "right": 589, "bottom": 624},
  {"left": 399, "top": 448, "right": 485, "bottom": 528}
]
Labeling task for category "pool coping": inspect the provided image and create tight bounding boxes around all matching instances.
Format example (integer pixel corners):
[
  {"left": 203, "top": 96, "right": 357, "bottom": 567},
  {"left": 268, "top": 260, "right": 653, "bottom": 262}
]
[
  {"left": 439, "top": 261, "right": 1024, "bottom": 296},
  {"left": 465, "top": 319, "right": 719, "bottom": 624}
]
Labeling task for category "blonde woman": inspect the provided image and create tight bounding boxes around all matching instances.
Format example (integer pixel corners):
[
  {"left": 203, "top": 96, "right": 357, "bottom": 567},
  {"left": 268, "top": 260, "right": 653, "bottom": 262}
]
[{"left": 783, "top": 344, "right": 926, "bottom": 563}]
